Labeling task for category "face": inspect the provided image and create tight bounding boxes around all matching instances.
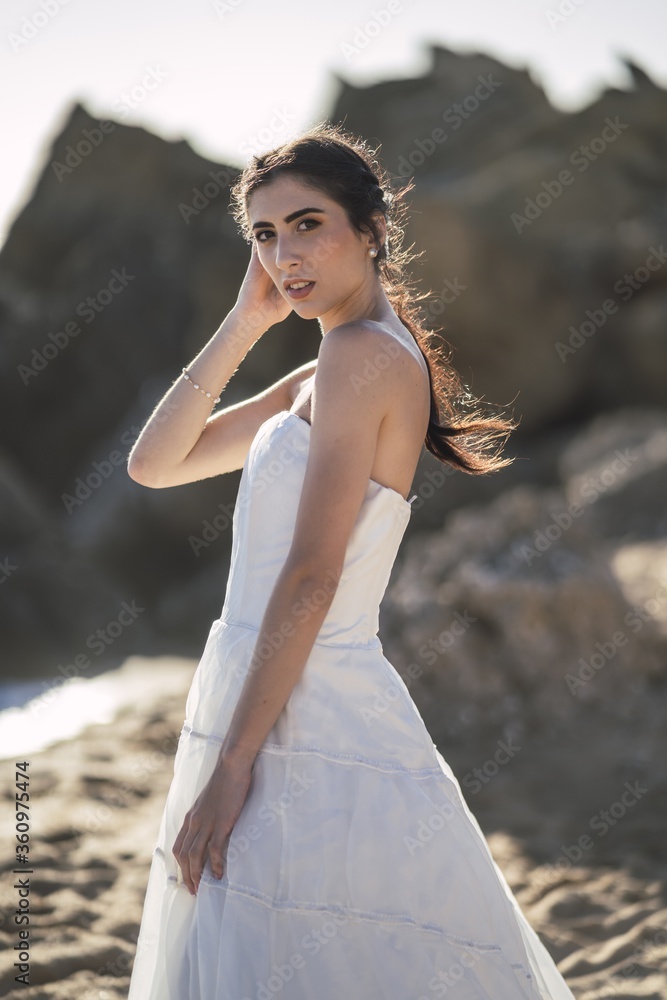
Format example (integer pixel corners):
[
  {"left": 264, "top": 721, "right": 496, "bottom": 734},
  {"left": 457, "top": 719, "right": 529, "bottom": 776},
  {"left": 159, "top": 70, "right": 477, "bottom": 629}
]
[{"left": 247, "top": 173, "right": 385, "bottom": 332}]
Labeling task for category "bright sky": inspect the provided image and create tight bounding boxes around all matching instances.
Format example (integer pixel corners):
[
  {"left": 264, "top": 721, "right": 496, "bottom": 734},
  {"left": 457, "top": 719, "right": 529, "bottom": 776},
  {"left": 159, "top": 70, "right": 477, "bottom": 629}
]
[{"left": 2, "top": 0, "right": 666, "bottom": 248}]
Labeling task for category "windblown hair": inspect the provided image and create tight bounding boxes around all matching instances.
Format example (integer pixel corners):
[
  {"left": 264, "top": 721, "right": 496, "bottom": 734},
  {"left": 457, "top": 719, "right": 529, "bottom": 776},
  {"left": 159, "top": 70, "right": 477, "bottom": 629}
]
[{"left": 229, "top": 120, "right": 519, "bottom": 474}]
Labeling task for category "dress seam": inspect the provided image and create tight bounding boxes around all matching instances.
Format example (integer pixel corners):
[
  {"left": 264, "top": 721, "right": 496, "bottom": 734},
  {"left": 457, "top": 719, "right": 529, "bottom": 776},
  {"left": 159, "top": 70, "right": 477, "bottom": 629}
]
[
  {"left": 216, "top": 616, "right": 383, "bottom": 650},
  {"left": 152, "top": 846, "right": 534, "bottom": 979},
  {"left": 258, "top": 743, "right": 443, "bottom": 776},
  {"left": 179, "top": 724, "right": 442, "bottom": 776}
]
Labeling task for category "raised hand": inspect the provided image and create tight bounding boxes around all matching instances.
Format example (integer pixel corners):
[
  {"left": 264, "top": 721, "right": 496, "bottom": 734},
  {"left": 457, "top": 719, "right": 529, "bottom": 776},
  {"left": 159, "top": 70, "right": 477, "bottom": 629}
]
[{"left": 232, "top": 241, "right": 293, "bottom": 334}]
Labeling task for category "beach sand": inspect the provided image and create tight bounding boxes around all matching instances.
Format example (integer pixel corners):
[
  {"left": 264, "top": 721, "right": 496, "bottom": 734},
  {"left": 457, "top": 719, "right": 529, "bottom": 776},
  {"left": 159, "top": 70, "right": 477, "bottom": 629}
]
[{"left": 1, "top": 654, "right": 666, "bottom": 999}]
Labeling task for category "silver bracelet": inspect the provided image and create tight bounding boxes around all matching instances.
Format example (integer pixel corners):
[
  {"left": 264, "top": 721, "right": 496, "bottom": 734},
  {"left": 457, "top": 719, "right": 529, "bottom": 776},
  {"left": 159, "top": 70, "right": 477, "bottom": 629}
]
[{"left": 181, "top": 367, "right": 220, "bottom": 404}]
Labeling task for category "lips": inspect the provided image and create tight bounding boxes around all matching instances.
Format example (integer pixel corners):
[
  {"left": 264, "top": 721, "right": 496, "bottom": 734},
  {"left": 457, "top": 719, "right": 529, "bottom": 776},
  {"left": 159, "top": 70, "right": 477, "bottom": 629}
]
[{"left": 285, "top": 280, "right": 316, "bottom": 300}]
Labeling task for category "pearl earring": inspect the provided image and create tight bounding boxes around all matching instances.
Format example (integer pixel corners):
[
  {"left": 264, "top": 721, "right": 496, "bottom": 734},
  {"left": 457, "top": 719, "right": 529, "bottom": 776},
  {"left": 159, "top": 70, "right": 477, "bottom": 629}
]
[{"left": 368, "top": 247, "right": 378, "bottom": 257}]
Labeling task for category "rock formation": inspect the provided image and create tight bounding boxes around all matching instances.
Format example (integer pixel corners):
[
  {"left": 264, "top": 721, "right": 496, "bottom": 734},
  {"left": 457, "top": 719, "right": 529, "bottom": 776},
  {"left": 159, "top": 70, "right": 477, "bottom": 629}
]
[{"left": 0, "top": 44, "right": 665, "bottom": 702}]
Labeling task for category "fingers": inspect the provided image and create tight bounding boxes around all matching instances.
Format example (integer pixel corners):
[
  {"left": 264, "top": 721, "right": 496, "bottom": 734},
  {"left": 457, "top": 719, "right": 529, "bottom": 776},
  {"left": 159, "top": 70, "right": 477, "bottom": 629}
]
[
  {"left": 172, "top": 815, "right": 207, "bottom": 896},
  {"left": 207, "top": 833, "right": 230, "bottom": 881},
  {"left": 187, "top": 832, "right": 209, "bottom": 894},
  {"left": 173, "top": 819, "right": 230, "bottom": 894},
  {"left": 170, "top": 769, "right": 246, "bottom": 895}
]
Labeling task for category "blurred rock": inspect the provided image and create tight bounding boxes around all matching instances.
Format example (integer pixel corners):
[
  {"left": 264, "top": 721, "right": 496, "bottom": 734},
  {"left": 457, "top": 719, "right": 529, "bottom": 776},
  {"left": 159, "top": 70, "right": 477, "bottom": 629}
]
[
  {"left": 0, "top": 46, "right": 666, "bottom": 688},
  {"left": 382, "top": 408, "right": 667, "bottom": 743},
  {"left": 331, "top": 45, "right": 667, "bottom": 429},
  {"left": 558, "top": 407, "right": 667, "bottom": 542},
  {"left": 0, "top": 103, "right": 316, "bottom": 674}
]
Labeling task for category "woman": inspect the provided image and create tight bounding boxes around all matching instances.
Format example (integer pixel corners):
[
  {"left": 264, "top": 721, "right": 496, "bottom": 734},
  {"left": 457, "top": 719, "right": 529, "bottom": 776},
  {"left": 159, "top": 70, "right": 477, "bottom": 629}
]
[{"left": 126, "top": 122, "right": 576, "bottom": 999}]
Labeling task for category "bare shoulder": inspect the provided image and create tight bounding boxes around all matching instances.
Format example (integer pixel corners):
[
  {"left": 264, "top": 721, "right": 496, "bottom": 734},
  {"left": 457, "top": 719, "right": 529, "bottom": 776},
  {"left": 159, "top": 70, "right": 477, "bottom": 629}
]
[
  {"left": 326, "top": 318, "right": 420, "bottom": 362},
  {"left": 316, "top": 319, "right": 416, "bottom": 395},
  {"left": 285, "top": 324, "right": 393, "bottom": 574},
  {"left": 307, "top": 321, "right": 399, "bottom": 433},
  {"left": 315, "top": 319, "right": 430, "bottom": 487}
]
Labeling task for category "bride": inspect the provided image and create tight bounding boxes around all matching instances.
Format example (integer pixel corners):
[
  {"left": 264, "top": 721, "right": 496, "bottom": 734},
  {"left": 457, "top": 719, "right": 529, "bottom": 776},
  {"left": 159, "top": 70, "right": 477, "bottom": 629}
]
[{"left": 126, "top": 121, "right": 575, "bottom": 999}]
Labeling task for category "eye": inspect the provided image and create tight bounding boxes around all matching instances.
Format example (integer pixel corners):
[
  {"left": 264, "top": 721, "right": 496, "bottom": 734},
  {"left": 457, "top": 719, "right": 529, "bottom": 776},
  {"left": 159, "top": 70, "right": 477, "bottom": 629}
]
[{"left": 255, "top": 218, "right": 320, "bottom": 243}]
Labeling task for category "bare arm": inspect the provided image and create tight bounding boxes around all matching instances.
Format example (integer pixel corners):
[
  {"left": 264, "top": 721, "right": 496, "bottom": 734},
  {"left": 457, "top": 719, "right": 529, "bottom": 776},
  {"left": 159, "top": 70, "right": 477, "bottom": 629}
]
[
  {"left": 126, "top": 314, "right": 316, "bottom": 488},
  {"left": 126, "top": 308, "right": 265, "bottom": 486},
  {"left": 218, "top": 323, "right": 393, "bottom": 770},
  {"left": 127, "top": 242, "right": 296, "bottom": 488},
  {"left": 172, "top": 323, "right": 395, "bottom": 892}
]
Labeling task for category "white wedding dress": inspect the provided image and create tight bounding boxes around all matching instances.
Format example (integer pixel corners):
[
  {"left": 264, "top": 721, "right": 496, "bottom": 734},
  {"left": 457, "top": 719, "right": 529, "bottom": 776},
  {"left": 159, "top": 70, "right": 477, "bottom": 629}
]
[{"left": 127, "top": 408, "right": 577, "bottom": 999}]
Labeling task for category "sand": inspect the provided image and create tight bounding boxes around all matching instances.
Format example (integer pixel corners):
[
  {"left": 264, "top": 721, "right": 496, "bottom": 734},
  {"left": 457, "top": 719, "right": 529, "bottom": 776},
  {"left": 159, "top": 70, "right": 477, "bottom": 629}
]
[{"left": 1, "top": 655, "right": 666, "bottom": 999}]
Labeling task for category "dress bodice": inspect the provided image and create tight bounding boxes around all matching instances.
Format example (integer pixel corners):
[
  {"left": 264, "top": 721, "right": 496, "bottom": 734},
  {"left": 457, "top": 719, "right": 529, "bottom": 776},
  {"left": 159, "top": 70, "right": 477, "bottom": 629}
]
[{"left": 219, "top": 410, "right": 415, "bottom": 647}]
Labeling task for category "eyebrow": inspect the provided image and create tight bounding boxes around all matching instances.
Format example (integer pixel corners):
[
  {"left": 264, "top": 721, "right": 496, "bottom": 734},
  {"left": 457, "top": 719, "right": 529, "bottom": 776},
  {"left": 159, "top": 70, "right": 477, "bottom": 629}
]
[{"left": 251, "top": 207, "right": 326, "bottom": 230}]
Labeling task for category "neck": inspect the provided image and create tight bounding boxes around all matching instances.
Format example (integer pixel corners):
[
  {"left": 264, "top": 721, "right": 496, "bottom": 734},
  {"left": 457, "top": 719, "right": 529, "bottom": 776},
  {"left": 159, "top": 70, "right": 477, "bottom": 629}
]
[{"left": 318, "top": 282, "right": 395, "bottom": 336}]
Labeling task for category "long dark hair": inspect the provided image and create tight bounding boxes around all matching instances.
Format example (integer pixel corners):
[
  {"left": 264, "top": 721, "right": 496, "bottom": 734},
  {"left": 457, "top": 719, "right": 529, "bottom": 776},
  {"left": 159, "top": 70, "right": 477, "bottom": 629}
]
[{"left": 229, "top": 120, "right": 519, "bottom": 475}]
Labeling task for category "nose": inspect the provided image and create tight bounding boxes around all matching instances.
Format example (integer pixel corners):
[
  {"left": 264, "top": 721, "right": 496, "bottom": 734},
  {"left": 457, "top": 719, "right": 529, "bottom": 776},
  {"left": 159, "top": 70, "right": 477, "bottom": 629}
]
[{"left": 274, "top": 234, "right": 302, "bottom": 273}]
